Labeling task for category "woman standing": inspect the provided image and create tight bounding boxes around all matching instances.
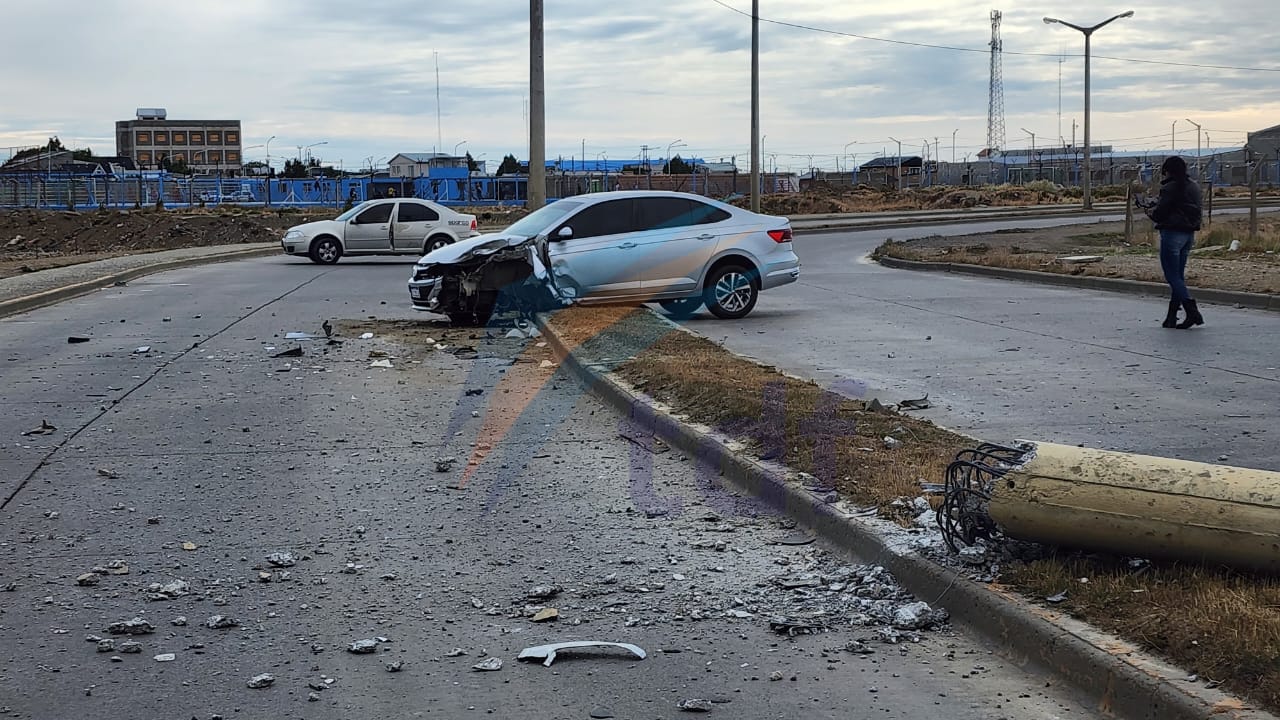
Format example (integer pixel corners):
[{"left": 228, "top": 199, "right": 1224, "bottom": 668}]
[{"left": 1147, "top": 156, "right": 1204, "bottom": 328}]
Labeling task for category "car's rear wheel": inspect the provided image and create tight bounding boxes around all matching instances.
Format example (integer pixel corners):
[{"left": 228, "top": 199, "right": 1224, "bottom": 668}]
[
  {"left": 660, "top": 297, "right": 704, "bottom": 319},
  {"left": 703, "top": 264, "right": 758, "bottom": 319},
  {"left": 425, "top": 235, "right": 453, "bottom": 254},
  {"left": 309, "top": 236, "right": 342, "bottom": 264}
]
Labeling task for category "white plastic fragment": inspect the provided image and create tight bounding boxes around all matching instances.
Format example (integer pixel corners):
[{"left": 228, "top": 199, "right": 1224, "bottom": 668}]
[{"left": 517, "top": 641, "right": 646, "bottom": 667}]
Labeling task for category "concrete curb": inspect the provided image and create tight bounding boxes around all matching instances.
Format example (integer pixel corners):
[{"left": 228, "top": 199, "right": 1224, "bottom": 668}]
[
  {"left": 876, "top": 255, "right": 1280, "bottom": 311},
  {"left": 535, "top": 312, "right": 1277, "bottom": 720},
  {"left": 0, "top": 245, "right": 279, "bottom": 319}
]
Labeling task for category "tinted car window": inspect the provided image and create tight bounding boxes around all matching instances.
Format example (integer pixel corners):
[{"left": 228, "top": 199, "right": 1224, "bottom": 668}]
[
  {"left": 397, "top": 202, "right": 439, "bottom": 222},
  {"left": 636, "top": 198, "right": 730, "bottom": 230},
  {"left": 559, "top": 199, "right": 636, "bottom": 239},
  {"left": 355, "top": 203, "right": 393, "bottom": 224}
]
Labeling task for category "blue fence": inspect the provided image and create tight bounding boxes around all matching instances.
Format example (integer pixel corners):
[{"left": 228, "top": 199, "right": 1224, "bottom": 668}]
[{"left": 0, "top": 170, "right": 542, "bottom": 211}]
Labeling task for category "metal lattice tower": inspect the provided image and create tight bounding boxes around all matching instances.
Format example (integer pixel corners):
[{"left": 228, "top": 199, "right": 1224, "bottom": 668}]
[{"left": 986, "top": 10, "right": 1006, "bottom": 159}]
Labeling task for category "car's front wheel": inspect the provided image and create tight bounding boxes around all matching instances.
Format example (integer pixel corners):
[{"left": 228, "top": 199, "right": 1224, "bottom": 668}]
[
  {"left": 703, "top": 264, "right": 758, "bottom": 319},
  {"left": 425, "top": 235, "right": 453, "bottom": 254},
  {"left": 309, "top": 236, "right": 342, "bottom": 264},
  {"left": 659, "top": 297, "right": 704, "bottom": 319}
]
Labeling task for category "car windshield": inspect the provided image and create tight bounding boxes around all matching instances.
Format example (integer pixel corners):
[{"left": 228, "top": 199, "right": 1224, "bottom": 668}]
[
  {"left": 334, "top": 202, "right": 371, "bottom": 222},
  {"left": 503, "top": 200, "right": 582, "bottom": 237}
]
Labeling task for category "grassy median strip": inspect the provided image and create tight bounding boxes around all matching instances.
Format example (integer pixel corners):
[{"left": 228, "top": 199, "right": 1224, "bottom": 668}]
[{"left": 545, "top": 305, "right": 1280, "bottom": 714}]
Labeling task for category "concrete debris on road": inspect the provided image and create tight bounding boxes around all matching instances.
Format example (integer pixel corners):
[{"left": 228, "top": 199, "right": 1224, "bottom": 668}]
[
  {"left": 530, "top": 608, "right": 560, "bottom": 623},
  {"left": 132, "top": 346, "right": 151, "bottom": 354},
  {"left": 526, "top": 584, "right": 562, "bottom": 600},
  {"left": 96, "top": 468, "right": 120, "bottom": 479},
  {"left": 517, "top": 641, "right": 647, "bottom": 667},
  {"left": 677, "top": 698, "right": 714, "bottom": 712},
  {"left": 369, "top": 359, "right": 393, "bottom": 368},
  {"left": 445, "top": 648, "right": 468, "bottom": 657},
  {"left": 434, "top": 457, "right": 457, "bottom": 473},
  {"left": 472, "top": 657, "right": 503, "bottom": 672},
  {"left": 891, "top": 601, "right": 950, "bottom": 631},
  {"left": 118, "top": 641, "right": 142, "bottom": 654},
  {"left": 386, "top": 660, "right": 404, "bottom": 672},
  {"left": 75, "top": 573, "right": 100, "bottom": 587},
  {"left": 145, "top": 579, "right": 190, "bottom": 600},
  {"left": 106, "top": 618, "right": 154, "bottom": 635},
  {"left": 171, "top": 616, "right": 187, "bottom": 626},
  {"left": 96, "top": 639, "right": 114, "bottom": 653},
  {"left": 246, "top": 673, "right": 274, "bottom": 689},
  {"left": 883, "top": 436, "right": 904, "bottom": 450},
  {"left": 205, "top": 615, "right": 239, "bottom": 630},
  {"left": 153, "top": 653, "right": 175, "bottom": 662}
]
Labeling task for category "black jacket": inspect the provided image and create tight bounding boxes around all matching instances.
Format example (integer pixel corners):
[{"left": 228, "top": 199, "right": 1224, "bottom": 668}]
[{"left": 1150, "top": 176, "right": 1202, "bottom": 231}]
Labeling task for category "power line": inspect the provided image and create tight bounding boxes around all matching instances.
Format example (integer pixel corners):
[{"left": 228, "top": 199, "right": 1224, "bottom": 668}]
[{"left": 707, "top": 0, "right": 1280, "bottom": 73}]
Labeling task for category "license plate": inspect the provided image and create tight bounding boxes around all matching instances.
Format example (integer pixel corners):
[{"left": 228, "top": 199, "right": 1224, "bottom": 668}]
[{"left": 410, "top": 287, "right": 421, "bottom": 299}]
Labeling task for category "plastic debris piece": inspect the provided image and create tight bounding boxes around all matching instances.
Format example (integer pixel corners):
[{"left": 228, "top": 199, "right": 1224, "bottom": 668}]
[
  {"left": 267, "top": 552, "right": 296, "bottom": 567},
  {"left": 472, "top": 657, "right": 503, "bottom": 671},
  {"left": 67, "top": 336, "right": 91, "bottom": 344},
  {"left": 132, "top": 346, "right": 151, "bottom": 354},
  {"left": 21, "top": 420, "right": 57, "bottom": 436},
  {"left": 677, "top": 698, "right": 714, "bottom": 712},
  {"left": 284, "top": 332, "right": 316, "bottom": 340},
  {"left": 517, "top": 641, "right": 646, "bottom": 667},
  {"left": 349, "top": 639, "right": 380, "bottom": 654},
  {"left": 360, "top": 332, "right": 375, "bottom": 340},
  {"left": 369, "top": 359, "right": 393, "bottom": 368},
  {"left": 1046, "top": 590, "right": 1069, "bottom": 604},
  {"left": 272, "top": 347, "right": 304, "bottom": 358},
  {"left": 898, "top": 394, "right": 931, "bottom": 411}
]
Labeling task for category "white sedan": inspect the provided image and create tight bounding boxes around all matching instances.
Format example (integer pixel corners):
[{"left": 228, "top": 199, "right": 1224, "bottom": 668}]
[
  {"left": 281, "top": 198, "right": 478, "bottom": 264},
  {"left": 407, "top": 190, "right": 800, "bottom": 325}
]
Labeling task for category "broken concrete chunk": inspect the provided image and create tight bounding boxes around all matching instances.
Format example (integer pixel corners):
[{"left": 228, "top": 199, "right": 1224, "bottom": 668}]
[
  {"left": 445, "top": 648, "right": 468, "bottom": 657},
  {"left": 386, "top": 660, "right": 404, "bottom": 672},
  {"left": 246, "top": 673, "right": 275, "bottom": 689},
  {"left": 96, "top": 639, "right": 115, "bottom": 653},
  {"left": 531, "top": 608, "right": 560, "bottom": 623},
  {"left": 153, "top": 653, "right": 176, "bottom": 662},
  {"left": 118, "top": 640, "right": 143, "bottom": 654},
  {"left": 205, "top": 615, "right": 239, "bottom": 630},
  {"left": 106, "top": 618, "right": 154, "bottom": 635},
  {"left": 883, "top": 436, "right": 903, "bottom": 450},
  {"left": 146, "top": 579, "right": 190, "bottom": 600},
  {"left": 891, "top": 601, "right": 949, "bottom": 631},
  {"left": 472, "top": 657, "right": 503, "bottom": 672},
  {"left": 348, "top": 639, "right": 380, "bottom": 654},
  {"left": 434, "top": 457, "right": 457, "bottom": 473},
  {"left": 76, "top": 573, "right": 100, "bottom": 587},
  {"left": 677, "top": 698, "right": 714, "bottom": 712},
  {"left": 369, "top": 359, "right": 393, "bottom": 369},
  {"left": 171, "top": 616, "right": 188, "bottom": 627},
  {"left": 517, "top": 641, "right": 646, "bottom": 667},
  {"left": 526, "top": 584, "right": 562, "bottom": 600}
]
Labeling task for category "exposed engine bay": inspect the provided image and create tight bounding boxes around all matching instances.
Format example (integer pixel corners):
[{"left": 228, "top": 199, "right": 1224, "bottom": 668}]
[{"left": 409, "top": 235, "right": 570, "bottom": 326}]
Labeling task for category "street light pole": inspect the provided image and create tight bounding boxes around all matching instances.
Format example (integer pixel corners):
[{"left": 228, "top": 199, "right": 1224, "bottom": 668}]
[
  {"left": 887, "top": 136, "right": 903, "bottom": 190},
  {"left": 1044, "top": 10, "right": 1133, "bottom": 210},
  {"left": 666, "top": 139, "right": 684, "bottom": 173},
  {"left": 454, "top": 140, "right": 467, "bottom": 157},
  {"left": 1185, "top": 118, "right": 1202, "bottom": 180},
  {"left": 749, "top": 0, "right": 761, "bottom": 212},
  {"left": 529, "top": 0, "right": 546, "bottom": 209}
]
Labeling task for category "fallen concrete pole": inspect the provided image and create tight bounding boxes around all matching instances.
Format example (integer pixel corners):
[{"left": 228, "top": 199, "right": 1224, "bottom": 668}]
[{"left": 939, "top": 441, "right": 1280, "bottom": 572}]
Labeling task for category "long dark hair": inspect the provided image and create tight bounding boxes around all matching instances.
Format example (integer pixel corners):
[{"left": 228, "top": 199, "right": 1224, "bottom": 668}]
[{"left": 1162, "top": 156, "right": 1189, "bottom": 179}]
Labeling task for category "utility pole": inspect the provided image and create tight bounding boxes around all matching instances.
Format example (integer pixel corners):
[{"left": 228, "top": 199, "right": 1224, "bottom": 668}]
[
  {"left": 528, "top": 0, "right": 546, "bottom": 209},
  {"left": 749, "top": 0, "right": 760, "bottom": 212},
  {"left": 1185, "top": 118, "right": 1202, "bottom": 180}
]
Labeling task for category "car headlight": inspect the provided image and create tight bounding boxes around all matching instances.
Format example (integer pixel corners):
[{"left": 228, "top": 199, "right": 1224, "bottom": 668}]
[{"left": 283, "top": 230, "right": 303, "bottom": 240}]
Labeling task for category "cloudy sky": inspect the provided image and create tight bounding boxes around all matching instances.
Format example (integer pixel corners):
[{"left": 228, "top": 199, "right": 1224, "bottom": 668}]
[{"left": 2, "top": 0, "right": 1277, "bottom": 172}]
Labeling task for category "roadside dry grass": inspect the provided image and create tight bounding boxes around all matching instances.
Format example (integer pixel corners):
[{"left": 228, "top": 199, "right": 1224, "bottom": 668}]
[{"left": 543, "top": 304, "right": 1280, "bottom": 714}]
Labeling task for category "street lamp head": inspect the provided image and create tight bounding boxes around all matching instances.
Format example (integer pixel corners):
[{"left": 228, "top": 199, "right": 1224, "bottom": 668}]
[
  {"left": 1043, "top": 17, "right": 1058, "bottom": 25},
  {"left": 1119, "top": 10, "right": 1134, "bottom": 18}
]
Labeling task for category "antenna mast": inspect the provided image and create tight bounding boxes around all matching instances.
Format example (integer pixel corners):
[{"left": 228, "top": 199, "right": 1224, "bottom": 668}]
[{"left": 986, "top": 10, "right": 1006, "bottom": 181}]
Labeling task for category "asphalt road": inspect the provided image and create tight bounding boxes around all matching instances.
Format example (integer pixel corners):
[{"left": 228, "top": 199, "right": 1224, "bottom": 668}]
[
  {"left": 0, "top": 256, "right": 1098, "bottom": 719},
  {"left": 676, "top": 215, "right": 1280, "bottom": 470}
]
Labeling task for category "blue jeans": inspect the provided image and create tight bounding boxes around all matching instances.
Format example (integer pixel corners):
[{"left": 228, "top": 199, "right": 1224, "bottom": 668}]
[{"left": 1159, "top": 230, "right": 1195, "bottom": 301}]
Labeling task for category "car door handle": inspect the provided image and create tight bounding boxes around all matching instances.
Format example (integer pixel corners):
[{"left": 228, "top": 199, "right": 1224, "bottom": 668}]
[
  {"left": 697, "top": 233, "right": 715, "bottom": 240},
  {"left": 618, "top": 241, "right": 637, "bottom": 249}
]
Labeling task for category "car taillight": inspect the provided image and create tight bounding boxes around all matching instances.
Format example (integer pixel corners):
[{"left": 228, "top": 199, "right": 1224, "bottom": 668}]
[
  {"left": 767, "top": 228, "right": 793, "bottom": 243},
  {"left": 470, "top": 218, "right": 477, "bottom": 231}
]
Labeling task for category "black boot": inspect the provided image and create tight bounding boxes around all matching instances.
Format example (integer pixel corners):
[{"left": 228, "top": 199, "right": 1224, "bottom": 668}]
[
  {"left": 1177, "top": 299, "right": 1204, "bottom": 329},
  {"left": 1162, "top": 299, "right": 1181, "bottom": 328}
]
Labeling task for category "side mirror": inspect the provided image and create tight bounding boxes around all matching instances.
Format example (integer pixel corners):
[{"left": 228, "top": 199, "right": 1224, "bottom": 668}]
[{"left": 556, "top": 226, "right": 574, "bottom": 241}]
